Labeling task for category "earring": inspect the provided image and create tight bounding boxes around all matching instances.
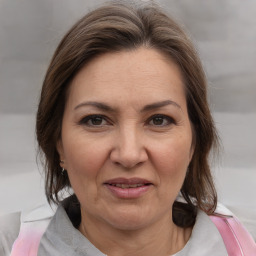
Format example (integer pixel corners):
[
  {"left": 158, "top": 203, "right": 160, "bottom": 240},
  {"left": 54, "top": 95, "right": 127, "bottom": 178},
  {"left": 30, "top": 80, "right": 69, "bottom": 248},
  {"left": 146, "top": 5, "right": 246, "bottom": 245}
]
[{"left": 60, "top": 160, "right": 65, "bottom": 175}]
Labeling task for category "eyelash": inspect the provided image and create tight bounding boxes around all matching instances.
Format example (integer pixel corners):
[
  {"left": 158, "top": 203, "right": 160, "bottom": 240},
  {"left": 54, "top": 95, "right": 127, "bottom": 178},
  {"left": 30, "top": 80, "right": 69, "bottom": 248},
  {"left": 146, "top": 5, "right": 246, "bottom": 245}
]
[
  {"left": 147, "top": 114, "right": 175, "bottom": 127},
  {"left": 78, "top": 114, "right": 175, "bottom": 128},
  {"left": 79, "top": 114, "right": 110, "bottom": 127}
]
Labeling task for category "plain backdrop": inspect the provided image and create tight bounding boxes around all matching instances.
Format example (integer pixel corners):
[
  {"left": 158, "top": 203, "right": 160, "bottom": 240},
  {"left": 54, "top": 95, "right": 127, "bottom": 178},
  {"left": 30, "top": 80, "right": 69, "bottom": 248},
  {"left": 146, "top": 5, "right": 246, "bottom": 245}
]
[{"left": 0, "top": 0, "right": 255, "bottom": 239}]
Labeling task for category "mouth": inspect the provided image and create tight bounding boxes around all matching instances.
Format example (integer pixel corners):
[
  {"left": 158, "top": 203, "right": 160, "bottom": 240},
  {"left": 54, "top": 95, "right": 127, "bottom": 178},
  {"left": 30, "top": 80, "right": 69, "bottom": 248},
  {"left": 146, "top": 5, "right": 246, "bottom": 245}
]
[
  {"left": 109, "top": 183, "right": 149, "bottom": 188},
  {"left": 104, "top": 178, "right": 153, "bottom": 199},
  {"left": 104, "top": 177, "right": 152, "bottom": 187}
]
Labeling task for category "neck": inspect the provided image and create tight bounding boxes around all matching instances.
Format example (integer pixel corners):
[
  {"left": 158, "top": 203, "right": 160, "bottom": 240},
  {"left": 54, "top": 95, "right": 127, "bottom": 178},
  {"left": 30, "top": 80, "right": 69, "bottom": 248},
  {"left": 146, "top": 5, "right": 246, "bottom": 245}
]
[{"left": 79, "top": 210, "right": 191, "bottom": 256}]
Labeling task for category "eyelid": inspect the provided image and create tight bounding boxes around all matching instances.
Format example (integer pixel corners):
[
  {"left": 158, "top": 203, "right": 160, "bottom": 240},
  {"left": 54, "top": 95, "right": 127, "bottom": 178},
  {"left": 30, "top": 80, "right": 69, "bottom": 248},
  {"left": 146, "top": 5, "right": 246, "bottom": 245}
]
[
  {"left": 78, "top": 113, "right": 175, "bottom": 127},
  {"left": 78, "top": 114, "right": 111, "bottom": 126},
  {"left": 146, "top": 114, "right": 176, "bottom": 126}
]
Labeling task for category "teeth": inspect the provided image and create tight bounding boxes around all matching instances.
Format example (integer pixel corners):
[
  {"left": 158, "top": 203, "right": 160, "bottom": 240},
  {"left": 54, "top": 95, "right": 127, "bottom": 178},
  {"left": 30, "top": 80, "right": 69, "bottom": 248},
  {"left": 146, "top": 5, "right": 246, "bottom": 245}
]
[
  {"left": 112, "top": 183, "right": 144, "bottom": 188},
  {"left": 129, "top": 184, "right": 143, "bottom": 188}
]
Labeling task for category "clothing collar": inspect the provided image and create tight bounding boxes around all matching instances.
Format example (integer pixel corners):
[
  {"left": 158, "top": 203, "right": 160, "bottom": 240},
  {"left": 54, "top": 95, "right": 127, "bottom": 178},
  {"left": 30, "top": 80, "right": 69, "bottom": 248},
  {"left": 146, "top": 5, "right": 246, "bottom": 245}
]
[
  {"left": 38, "top": 197, "right": 228, "bottom": 256},
  {"left": 173, "top": 210, "right": 227, "bottom": 256}
]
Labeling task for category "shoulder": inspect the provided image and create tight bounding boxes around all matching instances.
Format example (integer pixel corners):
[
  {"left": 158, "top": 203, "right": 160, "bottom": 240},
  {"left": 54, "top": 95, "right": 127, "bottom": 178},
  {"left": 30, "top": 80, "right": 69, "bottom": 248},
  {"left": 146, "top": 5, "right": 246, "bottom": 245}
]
[
  {"left": 1, "top": 203, "right": 56, "bottom": 256},
  {"left": 11, "top": 203, "right": 56, "bottom": 255},
  {"left": 178, "top": 205, "right": 256, "bottom": 256},
  {"left": 175, "top": 209, "right": 227, "bottom": 256},
  {"left": 210, "top": 203, "right": 256, "bottom": 255},
  {"left": 0, "top": 212, "right": 21, "bottom": 256}
]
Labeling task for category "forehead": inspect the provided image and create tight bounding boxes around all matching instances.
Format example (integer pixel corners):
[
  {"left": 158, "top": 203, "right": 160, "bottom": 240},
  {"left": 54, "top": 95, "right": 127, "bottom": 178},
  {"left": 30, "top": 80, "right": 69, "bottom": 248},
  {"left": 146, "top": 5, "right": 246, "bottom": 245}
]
[{"left": 66, "top": 47, "right": 186, "bottom": 110}]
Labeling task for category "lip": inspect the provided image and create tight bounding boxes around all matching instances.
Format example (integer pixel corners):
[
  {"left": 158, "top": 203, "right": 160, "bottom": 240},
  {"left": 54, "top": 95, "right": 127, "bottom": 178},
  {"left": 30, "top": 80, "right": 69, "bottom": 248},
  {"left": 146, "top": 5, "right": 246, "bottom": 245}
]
[
  {"left": 104, "top": 177, "right": 153, "bottom": 199},
  {"left": 104, "top": 177, "right": 152, "bottom": 185}
]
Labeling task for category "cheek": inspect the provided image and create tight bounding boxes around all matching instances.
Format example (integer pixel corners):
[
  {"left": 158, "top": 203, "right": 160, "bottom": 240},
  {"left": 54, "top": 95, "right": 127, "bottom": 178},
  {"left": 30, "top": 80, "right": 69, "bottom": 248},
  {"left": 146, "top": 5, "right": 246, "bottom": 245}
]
[
  {"left": 62, "top": 137, "right": 110, "bottom": 202},
  {"left": 151, "top": 136, "right": 192, "bottom": 180},
  {"left": 62, "top": 135, "right": 109, "bottom": 179},
  {"left": 148, "top": 137, "right": 191, "bottom": 206}
]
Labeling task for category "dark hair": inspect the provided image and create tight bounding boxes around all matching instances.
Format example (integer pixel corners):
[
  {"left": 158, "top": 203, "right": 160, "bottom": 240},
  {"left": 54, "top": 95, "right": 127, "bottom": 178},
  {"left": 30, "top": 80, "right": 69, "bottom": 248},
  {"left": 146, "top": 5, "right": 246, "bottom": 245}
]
[{"left": 36, "top": 1, "right": 218, "bottom": 227}]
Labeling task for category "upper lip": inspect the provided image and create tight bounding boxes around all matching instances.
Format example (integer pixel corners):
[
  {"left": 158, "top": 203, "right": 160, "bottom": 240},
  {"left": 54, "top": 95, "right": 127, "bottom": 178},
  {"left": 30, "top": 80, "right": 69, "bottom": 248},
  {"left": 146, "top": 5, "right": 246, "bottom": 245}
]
[{"left": 104, "top": 177, "right": 152, "bottom": 185}]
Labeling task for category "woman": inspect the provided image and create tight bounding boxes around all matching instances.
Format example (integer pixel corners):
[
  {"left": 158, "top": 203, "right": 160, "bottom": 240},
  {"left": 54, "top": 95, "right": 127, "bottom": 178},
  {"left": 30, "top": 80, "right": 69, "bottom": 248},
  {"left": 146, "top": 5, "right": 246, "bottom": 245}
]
[{"left": 2, "top": 1, "right": 255, "bottom": 255}]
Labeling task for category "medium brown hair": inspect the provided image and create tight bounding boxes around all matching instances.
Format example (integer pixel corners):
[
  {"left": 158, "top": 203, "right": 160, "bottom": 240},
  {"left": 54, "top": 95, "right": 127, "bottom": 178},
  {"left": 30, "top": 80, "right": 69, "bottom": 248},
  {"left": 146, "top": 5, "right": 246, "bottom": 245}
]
[{"left": 36, "top": 1, "right": 218, "bottom": 227}]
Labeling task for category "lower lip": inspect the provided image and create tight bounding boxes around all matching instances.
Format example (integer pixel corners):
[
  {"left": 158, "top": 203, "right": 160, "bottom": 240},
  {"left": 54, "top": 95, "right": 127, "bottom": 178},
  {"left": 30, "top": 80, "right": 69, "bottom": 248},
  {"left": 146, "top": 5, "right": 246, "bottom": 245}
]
[{"left": 105, "top": 184, "right": 152, "bottom": 199}]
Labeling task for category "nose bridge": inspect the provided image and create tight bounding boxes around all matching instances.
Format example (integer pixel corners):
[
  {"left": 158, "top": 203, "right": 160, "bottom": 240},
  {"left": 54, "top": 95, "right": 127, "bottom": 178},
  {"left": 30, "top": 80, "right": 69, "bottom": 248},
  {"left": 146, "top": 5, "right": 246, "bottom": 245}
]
[
  {"left": 111, "top": 123, "right": 147, "bottom": 168},
  {"left": 121, "top": 124, "right": 140, "bottom": 152}
]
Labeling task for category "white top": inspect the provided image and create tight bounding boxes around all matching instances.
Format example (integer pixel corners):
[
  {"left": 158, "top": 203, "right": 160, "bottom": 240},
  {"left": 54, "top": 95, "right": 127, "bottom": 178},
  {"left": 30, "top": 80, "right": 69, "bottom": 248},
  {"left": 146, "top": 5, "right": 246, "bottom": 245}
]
[
  {"left": 38, "top": 204, "right": 228, "bottom": 255},
  {"left": 0, "top": 201, "right": 228, "bottom": 255}
]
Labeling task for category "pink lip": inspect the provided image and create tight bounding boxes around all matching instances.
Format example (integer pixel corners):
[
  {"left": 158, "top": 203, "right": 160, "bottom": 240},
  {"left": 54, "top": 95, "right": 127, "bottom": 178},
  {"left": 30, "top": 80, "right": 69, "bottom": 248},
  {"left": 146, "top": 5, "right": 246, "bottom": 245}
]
[{"left": 104, "top": 177, "right": 153, "bottom": 199}]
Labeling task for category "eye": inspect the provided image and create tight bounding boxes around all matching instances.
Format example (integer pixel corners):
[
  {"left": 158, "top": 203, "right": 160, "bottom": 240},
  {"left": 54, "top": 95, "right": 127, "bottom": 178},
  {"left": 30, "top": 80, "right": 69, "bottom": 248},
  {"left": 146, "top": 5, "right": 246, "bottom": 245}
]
[
  {"left": 148, "top": 114, "right": 175, "bottom": 127},
  {"left": 79, "top": 115, "right": 109, "bottom": 127}
]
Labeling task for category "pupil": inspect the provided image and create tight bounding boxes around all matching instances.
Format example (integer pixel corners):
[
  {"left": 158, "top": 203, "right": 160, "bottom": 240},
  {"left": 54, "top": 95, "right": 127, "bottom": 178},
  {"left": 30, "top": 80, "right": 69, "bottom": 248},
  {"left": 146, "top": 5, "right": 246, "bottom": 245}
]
[
  {"left": 92, "top": 117, "right": 102, "bottom": 125},
  {"left": 153, "top": 117, "right": 163, "bottom": 125}
]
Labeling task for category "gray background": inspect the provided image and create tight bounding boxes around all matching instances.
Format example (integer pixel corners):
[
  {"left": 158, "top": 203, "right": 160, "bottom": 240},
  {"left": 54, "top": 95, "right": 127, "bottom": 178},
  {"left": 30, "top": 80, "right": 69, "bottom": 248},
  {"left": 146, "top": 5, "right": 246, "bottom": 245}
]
[{"left": 0, "top": 0, "right": 255, "bottom": 238}]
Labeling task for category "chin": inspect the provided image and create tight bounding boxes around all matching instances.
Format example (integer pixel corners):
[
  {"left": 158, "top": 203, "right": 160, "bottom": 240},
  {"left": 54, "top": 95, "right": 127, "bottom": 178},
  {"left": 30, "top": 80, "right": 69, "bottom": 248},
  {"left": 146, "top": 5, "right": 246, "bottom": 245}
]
[
  {"left": 103, "top": 206, "right": 154, "bottom": 231},
  {"left": 109, "top": 218, "right": 149, "bottom": 231}
]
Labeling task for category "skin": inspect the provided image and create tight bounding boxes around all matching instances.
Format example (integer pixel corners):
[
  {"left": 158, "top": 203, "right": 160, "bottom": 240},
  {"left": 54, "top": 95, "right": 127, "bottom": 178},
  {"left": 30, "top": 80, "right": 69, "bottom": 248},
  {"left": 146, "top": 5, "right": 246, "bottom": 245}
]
[{"left": 57, "top": 47, "right": 194, "bottom": 256}]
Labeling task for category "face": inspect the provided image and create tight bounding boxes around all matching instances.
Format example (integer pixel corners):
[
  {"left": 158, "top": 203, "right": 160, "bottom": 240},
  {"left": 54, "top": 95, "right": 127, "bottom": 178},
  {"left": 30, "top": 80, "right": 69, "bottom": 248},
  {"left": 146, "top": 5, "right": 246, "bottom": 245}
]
[{"left": 58, "top": 47, "right": 194, "bottom": 231}]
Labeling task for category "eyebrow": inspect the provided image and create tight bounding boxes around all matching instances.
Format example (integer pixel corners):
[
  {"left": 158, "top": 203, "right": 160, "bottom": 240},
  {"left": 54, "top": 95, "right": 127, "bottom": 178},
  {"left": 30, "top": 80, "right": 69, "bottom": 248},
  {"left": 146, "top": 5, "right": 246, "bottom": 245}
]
[
  {"left": 74, "top": 101, "right": 115, "bottom": 112},
  {"left": 141, "top": 100, "right": 181, "bottom": 112},
  {"left": 74, "top": 100, "right": 181, "bottom": 112}
]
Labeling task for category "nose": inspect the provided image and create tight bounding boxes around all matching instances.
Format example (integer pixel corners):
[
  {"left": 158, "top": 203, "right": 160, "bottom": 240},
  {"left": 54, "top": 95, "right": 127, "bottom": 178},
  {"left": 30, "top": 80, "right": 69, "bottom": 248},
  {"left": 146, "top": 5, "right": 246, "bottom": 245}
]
[{"left": 110, "top": 126, "right": 148, "bottom": 169}]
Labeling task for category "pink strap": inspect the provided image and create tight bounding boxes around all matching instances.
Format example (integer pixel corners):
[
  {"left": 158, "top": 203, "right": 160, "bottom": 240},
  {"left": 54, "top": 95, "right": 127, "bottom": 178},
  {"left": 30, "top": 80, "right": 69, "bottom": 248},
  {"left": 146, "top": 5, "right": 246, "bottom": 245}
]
[
  {"left": 210, "top": 215, "right": 256, "bottom": 256},
  {"left": 10, "top": 219, "right": 50, "bottom": 256}
]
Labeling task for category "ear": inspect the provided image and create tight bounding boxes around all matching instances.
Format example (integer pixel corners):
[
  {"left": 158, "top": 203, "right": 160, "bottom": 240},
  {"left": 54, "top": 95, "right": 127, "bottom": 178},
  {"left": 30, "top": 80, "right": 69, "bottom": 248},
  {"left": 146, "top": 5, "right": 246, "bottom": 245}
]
[
  {"left": 56, "top": 139, "right": 65, "bottom": 167},
  {"left": 189, "top": 124, "right": 196, "bottom": 162},
  {"left": 189, "top": 142, "right": 195, "bottom": 162}
]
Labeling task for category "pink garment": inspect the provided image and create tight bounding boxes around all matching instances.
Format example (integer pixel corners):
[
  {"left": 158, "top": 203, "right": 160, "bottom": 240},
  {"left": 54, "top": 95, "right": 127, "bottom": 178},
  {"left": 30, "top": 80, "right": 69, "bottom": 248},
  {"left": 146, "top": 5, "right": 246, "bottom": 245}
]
[
  {"left": 10, "top": 219, "right": 50, "bottom": 256},
  {"left": 210, "top": 215, "right": 256, "bottom": 256}
]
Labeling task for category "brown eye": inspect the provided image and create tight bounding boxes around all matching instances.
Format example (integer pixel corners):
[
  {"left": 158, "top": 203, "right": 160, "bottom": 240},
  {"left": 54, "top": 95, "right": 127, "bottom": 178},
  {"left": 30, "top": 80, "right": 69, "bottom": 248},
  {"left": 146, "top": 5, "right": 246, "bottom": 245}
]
[
  {"left": 148, "top": 114, "right": 175, "bottom": 126},
  {"left": 79, "top": 115, "right": 108, "bottom": 126},
  {"left": 152, "top": 116, "right": 165, "bottom": 125},
  {"left": 90, "top": 116, "right": 104, "bottom": 125}
]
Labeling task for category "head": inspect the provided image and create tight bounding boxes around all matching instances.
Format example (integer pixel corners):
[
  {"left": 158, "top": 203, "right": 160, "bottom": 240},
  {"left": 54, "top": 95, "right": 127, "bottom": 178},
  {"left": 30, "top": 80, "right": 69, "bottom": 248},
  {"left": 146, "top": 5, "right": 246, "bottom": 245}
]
[{"left": 36, "top": 1, "right": 218, "bottom": 227}]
